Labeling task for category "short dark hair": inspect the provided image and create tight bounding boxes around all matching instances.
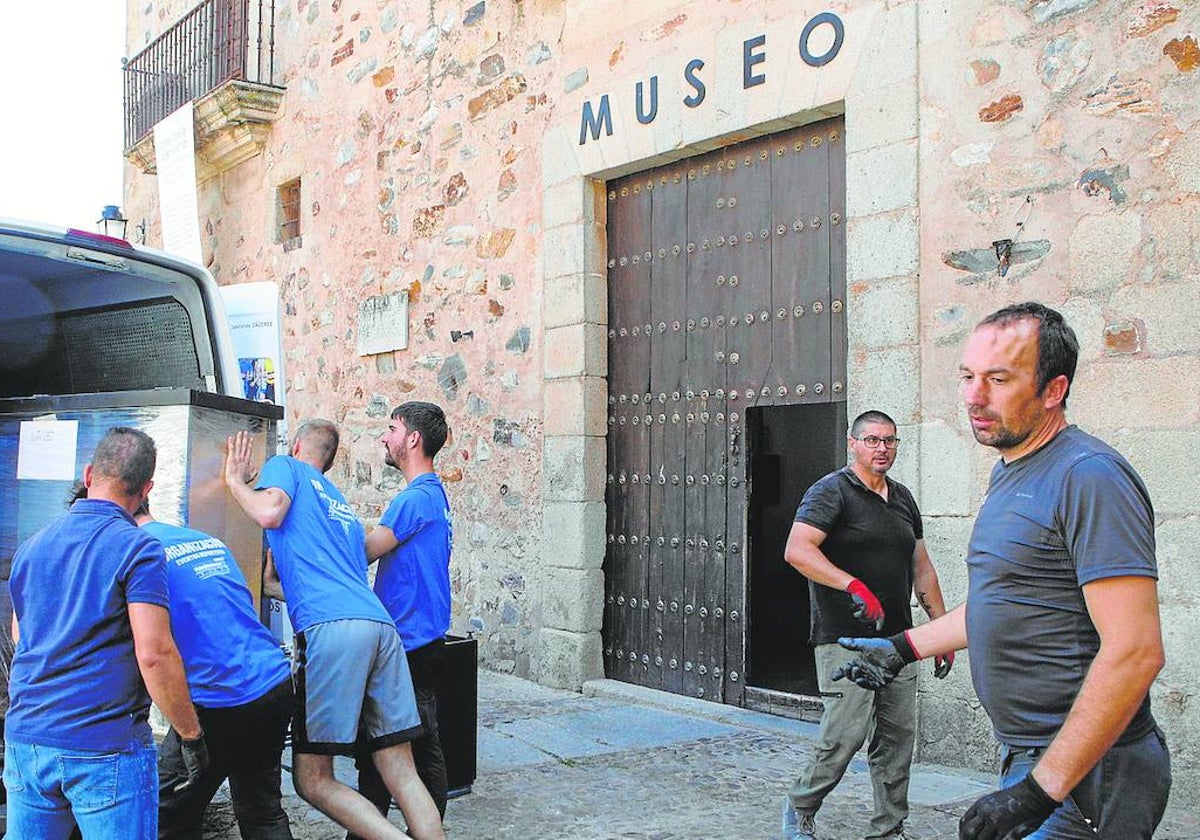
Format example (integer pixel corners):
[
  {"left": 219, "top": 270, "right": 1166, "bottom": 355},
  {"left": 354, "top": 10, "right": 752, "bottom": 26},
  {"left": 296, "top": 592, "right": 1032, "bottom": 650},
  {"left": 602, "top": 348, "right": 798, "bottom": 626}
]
[
  {"left": 67, "top": 479, "right": 87, "bottom": 508},
  {"left": 978, "top": 301, "right": 1078, "bottom": 408},
  {"left": 91, "top": 427, "right": 156, "bottom": 496},
  {"left": 296, "top": 419, "right": 340, "bottom": 473},
  {"left": 392, "top": 401, "right": 448, "bottom": 458},
  {"left": 850, "top": 410, "right": 896, "bottom": 438}
]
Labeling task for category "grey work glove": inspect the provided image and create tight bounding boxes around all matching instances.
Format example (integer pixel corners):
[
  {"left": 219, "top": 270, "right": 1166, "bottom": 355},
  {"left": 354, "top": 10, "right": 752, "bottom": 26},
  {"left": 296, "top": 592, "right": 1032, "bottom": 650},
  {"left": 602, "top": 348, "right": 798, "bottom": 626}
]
[
  {"left": 831, "top": 633, "right": 918, "bottom": 690},
  {"left": 175, "top": 733, "right": 210, "bottom": 793},
  {"left": 959, "top": 773, "right": 1059, "bottom": 840}
]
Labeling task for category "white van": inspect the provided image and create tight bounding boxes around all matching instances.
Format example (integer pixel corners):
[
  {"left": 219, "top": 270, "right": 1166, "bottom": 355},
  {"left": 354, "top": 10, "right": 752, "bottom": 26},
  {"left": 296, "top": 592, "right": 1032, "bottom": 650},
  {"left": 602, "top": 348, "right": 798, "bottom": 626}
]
[{"left": 0, "top": 218, "right": 242, "bottom": 398}]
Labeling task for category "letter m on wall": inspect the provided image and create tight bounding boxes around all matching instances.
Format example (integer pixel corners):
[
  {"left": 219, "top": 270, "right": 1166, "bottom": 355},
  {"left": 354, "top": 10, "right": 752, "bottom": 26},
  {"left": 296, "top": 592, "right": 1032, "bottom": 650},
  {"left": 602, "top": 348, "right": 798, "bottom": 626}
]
[{"left": 579, "top": 95, "right": 613, "bottom": 145}]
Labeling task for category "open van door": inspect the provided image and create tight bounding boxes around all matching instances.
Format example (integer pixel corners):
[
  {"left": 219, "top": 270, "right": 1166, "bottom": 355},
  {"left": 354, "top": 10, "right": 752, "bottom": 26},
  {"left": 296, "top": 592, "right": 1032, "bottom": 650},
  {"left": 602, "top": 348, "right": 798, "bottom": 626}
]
[{"left": 0, "top": 219, "right": 241, "bottom": 399}]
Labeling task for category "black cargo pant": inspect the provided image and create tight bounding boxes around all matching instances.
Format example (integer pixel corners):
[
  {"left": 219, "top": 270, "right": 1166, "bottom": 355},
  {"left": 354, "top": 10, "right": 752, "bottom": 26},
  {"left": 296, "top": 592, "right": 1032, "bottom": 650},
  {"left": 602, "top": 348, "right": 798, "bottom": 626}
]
[
  {"left": 158, "top": 676, "right": 295, "bottom": 840},
  {"left": 348, "top": 638, "right": 446, "bottom": 839}
]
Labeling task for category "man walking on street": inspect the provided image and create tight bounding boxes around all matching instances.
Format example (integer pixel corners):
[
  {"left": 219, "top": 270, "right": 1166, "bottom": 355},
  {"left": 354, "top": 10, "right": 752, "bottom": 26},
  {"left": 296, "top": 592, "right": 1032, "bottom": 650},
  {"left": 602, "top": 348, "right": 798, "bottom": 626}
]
[
  {"left": 781, "top": 410, "right": 951, "bottom": 840},
  {"left": 224, "top": 420, "right": 444, "bottom": 840},
  {"left": 834, "top": 302, "right": 1170, "bottom": 838},
  {"left": 136, "top": 499, "right": 295, "bottom": 840},
  {"left": 350, "top": 402, "right": 454, "bottom": 839},
  {"left": 4, "top": 427, "right": 208, "bottom": 839}
]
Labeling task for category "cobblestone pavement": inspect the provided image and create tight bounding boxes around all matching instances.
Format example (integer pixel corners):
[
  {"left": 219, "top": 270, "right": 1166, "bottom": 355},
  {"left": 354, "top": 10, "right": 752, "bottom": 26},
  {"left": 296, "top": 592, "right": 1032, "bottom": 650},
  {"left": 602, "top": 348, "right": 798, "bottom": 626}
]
[{"left": 202, "top": 670, "right": 1200, "bottom": 840}]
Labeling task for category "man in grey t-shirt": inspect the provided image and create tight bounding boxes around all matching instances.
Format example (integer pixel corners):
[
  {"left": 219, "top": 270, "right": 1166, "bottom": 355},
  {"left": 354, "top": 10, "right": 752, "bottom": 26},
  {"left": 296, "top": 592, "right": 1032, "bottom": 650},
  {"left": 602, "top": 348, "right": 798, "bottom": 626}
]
[{"left": 833, "top": 303, "right": 1170, "bottom": 839}]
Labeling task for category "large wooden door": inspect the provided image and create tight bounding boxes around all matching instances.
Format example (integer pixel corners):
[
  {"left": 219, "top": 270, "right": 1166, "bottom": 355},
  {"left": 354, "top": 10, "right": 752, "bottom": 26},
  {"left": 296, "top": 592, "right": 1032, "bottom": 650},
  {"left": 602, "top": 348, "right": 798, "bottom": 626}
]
[{"left": 605, "top": 116, "right": 846, "bottom": 705}]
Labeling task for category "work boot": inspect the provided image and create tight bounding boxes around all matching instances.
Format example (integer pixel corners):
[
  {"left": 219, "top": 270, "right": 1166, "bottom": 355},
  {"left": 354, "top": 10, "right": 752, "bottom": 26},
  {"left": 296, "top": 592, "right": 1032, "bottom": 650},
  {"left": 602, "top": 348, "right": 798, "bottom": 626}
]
[{"left": 781, "top": 797, "right": 817, "bottom": 840}]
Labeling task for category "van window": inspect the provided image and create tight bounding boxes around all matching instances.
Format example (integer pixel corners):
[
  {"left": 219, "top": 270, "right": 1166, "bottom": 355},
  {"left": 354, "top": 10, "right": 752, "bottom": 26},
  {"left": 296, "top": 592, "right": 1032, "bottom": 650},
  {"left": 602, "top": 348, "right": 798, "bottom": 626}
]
[{"left": 0, "top": 229, "right": 218, "bottom": 398}]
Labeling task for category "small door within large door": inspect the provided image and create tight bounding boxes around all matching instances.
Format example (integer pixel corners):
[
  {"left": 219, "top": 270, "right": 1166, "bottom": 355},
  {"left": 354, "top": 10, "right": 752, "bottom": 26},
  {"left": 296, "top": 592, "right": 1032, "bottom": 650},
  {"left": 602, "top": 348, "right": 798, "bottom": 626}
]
[{"left": 604, "top": 116, "right": 846, "bottom": 705}]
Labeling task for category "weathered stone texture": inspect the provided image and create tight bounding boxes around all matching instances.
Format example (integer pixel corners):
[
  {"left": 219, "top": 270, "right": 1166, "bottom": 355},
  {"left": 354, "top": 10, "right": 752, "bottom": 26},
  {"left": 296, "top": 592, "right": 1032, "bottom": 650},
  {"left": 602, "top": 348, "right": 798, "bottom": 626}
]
[
  {"left": 541, "top": 567, "right": 605, "bottom": 633},
  {"left": 535, "top": 628, "right": 604, "bottom": 691},
  {"left": 1067, "top": 212, "right": 1143, "bottom": 292}
]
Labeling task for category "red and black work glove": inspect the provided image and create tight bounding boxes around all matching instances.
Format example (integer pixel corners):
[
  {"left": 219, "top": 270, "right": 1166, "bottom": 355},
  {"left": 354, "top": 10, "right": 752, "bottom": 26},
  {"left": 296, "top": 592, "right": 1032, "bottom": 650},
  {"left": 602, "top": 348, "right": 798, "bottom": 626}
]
[
  {"left": 959, "top": 773, "right": 1059, "bottom": 840},
  {"left": 934, "top": 650, "right": 955, "bottom": 679},
  {"left": 845, "top": 578, "right": 885, "bottom": 630},
  {"left": 831, "top": 632, "right": 919, "bottom": 690}
]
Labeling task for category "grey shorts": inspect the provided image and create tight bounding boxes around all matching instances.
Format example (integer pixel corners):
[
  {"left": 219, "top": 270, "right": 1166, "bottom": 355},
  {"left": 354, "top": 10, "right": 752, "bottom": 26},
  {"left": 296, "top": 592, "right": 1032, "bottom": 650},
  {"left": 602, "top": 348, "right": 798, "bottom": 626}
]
[{"left": 292, "top": 618, "right": 423, "bottom": 756}]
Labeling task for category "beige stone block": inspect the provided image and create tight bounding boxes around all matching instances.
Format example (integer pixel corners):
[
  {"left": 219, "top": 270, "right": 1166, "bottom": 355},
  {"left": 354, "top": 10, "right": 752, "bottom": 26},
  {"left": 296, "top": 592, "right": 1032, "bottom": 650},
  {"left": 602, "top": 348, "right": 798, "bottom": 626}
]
[
  {"left": 543, "top": 177, "right": 606, "bottom": 232},
  {"left": 851, "top": 2, "right": 918, "bottom": 89},
  {"left": 542, "top": 500, "right": 607, "bottom": 570},
  {"left": 1156, "top": 518, "right": 1200, "bottom": 613},
  {"left": 535, "top": 627, "right": 604, "bottom": 690},
  {"left": 543, "top": 273, "right": 608, "bottom": 330},
  {"left": 1070, "top": 356, "right": 1200, "bottom": 430},
  {"left": 1096, "top": 427, "right": 1200, "bottom": 518},
  {"left": 542, "top": 222, "right": 606, "bottom": 282},
  {"left": 846, "top": 141, "right": 918, "bottom": 217},
  {"left": 542, "top": 124, "right": 584, "bottom": 189},
  {"left": 543, "top": 434, "right": 607, "bottom": 502},
  {"left": 917, "top": 420, "right": 975, "bottom": 517},
  {"left": 919, "top": 516, "right": 974, "bottom": 606},
  {"left": 1109, "top": 280, "right": 1200, "bottom": 356},
  {"left": 1067, "top": 211, "right": 1142, "bottom": 294},
  {"left": 543, "top": 323, "right": 608, "bottom": 379},
  {"left": 845, "top": 80, "right": 918, "bottom": 153},
  {"left": 544, "top": 377, "right": 608, "bottom": 437},
  {"left": 1057, "top": 296, "right": 1106, "bottom": 367},
  {"left": 846, "top": 344, "right": 920, "bottom": 425},
  {"left": 542, "top": 567, "right": 605, "bottom": 633},
  {"left": 885, "top": 422, "right": 920, "bottom": 493},
  {"left": 1144, "top": 202, "right": 1200, "bottom": 282},
  {"left": 846, "top": 209, "right": 919, "bottom": 282},
  {"left": 1165, "top": 129, "right": 1200, "bottom": 194},
  {"left": 846, "top": 274, "right": 919, "bottom": 348}
]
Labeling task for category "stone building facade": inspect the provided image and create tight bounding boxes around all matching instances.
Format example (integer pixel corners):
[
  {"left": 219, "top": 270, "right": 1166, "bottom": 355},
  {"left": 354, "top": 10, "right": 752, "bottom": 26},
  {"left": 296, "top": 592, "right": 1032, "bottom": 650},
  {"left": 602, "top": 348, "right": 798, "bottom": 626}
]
[{"left": 122, "top": 0, "right": 1200, "bottom": 797}]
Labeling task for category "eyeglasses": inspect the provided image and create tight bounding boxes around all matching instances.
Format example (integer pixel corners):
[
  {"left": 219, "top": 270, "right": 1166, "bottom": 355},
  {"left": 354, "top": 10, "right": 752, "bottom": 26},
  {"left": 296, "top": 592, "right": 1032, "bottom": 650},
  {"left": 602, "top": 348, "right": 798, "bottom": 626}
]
[{"left": 854, "top": 435, "right": 900, "bottom": 450}]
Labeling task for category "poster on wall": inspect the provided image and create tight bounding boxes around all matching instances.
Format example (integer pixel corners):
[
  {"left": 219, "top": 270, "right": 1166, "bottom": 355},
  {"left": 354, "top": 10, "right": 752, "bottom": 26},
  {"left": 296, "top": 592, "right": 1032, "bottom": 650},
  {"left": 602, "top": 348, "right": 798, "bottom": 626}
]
[
  {"left": 219, "top": 281, "right": 293, "bottom": 650},
  {"left": 154, "top": 102, "right": 204, "bottom": 265}
]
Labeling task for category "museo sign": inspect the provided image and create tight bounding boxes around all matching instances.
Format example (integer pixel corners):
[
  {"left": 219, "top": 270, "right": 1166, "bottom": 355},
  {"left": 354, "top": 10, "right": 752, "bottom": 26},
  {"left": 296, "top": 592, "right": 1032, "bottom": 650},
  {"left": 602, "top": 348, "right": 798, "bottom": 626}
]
[{"left": 579, "top": 12, "right": 846, "bottom": 146}]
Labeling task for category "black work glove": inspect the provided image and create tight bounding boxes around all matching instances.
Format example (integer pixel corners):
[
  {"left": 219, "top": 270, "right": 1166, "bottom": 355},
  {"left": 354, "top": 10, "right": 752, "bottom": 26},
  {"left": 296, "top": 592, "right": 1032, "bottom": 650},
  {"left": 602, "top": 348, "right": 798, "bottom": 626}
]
[
  {"left": 831, "top": 633, "right": 918, "bottom": 690},
  {"left": 959, "top": 773, "right": 1059, "bottom": 840},
  {"left": 934, "top": 650, "right": 955, "bottom": 679},
  {"left": 175, "top": 733, "right": 210, "bottom": 793}
]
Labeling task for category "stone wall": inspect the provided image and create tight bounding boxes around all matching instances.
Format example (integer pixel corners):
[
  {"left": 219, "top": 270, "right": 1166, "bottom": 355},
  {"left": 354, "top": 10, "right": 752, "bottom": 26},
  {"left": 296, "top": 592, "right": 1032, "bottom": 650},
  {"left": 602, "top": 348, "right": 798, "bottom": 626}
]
[
  {"left": 121, "top": 0, "right": 1199, "bottom": 800},
  {"left": 913, "top": 0, "right": 1200, "bottom": 799}
]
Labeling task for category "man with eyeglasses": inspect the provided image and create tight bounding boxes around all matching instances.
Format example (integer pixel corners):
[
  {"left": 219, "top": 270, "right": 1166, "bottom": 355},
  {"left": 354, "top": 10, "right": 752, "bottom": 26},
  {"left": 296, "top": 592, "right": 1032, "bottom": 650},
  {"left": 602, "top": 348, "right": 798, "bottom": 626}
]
[
  {"left": 833, "top": 303, "right": 1169, "bottom": 838},
  {"left": 781, "top": 410, "right": 951, "bottom": 840}
]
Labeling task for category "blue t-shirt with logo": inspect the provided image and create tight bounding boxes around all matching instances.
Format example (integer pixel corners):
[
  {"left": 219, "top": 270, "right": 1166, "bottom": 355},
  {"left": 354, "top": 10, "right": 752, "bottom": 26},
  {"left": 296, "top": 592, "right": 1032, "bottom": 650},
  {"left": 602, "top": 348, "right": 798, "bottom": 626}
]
[
  {"left": 257, "top": 455, "right": 391, "bottom": 632},
  {"left": 143, "top": 521, "right": 290, "bottom": 708},
  {"left": 7, "top": 499, "right": 169, "bottom": 751},
  {"left": 374, "top": 472, "right": 453, "bottom": 651}
]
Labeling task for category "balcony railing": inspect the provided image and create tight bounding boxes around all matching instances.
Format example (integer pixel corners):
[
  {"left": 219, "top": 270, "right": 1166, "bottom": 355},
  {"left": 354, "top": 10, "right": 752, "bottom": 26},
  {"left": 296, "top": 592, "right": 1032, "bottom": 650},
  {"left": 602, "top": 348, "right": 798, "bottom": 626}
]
[{"left": 123, "top": 0, "right": 278, "bottom": 151}]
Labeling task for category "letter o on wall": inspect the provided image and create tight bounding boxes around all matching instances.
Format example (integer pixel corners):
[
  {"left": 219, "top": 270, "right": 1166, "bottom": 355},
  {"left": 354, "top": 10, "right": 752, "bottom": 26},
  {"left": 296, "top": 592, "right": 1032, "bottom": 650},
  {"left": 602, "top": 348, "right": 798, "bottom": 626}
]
[{"left": 799, "top": 12, "right": 844, "bottom": 67}]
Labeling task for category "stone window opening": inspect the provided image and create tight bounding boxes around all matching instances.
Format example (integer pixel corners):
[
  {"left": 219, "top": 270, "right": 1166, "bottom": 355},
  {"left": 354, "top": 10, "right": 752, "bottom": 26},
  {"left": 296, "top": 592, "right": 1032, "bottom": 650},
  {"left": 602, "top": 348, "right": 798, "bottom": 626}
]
[{"left": 277, "top": 178, "right": 302, "bottom": 251}]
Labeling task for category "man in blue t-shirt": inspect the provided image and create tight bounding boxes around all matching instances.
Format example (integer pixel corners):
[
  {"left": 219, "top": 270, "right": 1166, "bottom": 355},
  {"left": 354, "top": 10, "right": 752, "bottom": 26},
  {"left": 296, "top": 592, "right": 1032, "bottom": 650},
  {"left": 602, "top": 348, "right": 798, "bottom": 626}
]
[
  {"left": 135, "top": 500, "right": 294, "bottom": 840},
  {"left": 834, "top": 303, "right": 1170, "bottom": 839},
  {"left": 349, "top": 402, "right": 453, "bottom": 838},
  {"left": 224, "top": 420, "right": 444, "bottom": 840},
  {"left": 4, "top": 427, "right": 208, "bottom": 839}
]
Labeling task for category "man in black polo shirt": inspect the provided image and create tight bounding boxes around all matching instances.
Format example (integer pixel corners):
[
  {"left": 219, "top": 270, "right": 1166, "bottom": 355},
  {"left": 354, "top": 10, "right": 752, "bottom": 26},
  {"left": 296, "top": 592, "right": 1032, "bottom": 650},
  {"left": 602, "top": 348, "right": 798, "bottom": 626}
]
[{"left": 780, "top": 410, "right": 951, "bottom": 840}]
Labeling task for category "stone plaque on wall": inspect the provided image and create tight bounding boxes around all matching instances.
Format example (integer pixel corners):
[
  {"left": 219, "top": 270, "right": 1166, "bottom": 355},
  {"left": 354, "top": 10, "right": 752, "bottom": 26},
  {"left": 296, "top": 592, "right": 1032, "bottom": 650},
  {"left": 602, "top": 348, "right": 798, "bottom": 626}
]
[{"left": 357, "top": 292, "right": 409, "bottom": 356}]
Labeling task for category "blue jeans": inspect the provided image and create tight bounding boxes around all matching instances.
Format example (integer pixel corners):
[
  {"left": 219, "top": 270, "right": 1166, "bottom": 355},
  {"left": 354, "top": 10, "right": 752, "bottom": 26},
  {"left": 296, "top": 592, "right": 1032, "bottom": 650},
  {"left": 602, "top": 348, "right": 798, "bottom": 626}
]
[
  {"left": 3, "top": 733, "right": 158, "bottom": 840},
  {"left": 1000, "top": 726, "right": 1171, "bottom": 839}
]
